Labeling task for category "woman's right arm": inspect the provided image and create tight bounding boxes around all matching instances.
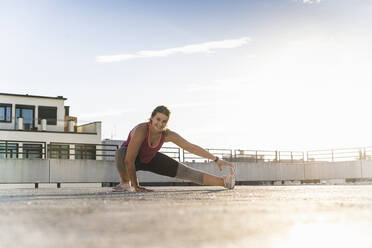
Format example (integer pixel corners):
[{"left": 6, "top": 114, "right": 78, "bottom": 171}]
[{"left": 124, "top": 125, "right": 150, "bottom": 192}]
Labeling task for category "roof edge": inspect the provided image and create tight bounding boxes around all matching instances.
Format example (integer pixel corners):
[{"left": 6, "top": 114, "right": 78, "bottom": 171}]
[{"left": 0, "top": 92, "right": 67, "bottom": 100}]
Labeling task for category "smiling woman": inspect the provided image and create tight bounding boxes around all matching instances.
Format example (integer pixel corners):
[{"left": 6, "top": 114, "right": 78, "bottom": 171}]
[{"left": 113, "top": 105, "right": 236, "bottom": 192}]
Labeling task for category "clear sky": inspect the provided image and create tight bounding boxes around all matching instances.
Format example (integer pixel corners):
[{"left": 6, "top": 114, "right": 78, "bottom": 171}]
[{"left": 1, "top": 0, "right": 372, "bottom": 151}]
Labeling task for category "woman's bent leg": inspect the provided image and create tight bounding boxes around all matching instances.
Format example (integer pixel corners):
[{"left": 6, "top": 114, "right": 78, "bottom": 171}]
[
  {"left": 114, "top": 147, "right": 134, "bottom": 191},
  {"left": 115, "top": 147, "right": 130, "bottom": 182}
]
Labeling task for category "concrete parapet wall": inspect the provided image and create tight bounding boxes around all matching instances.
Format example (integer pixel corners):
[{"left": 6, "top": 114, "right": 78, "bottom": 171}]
[
  {"left": 1, "top": 159, "right": 371, "bottom": 183},
  {"left": 235, "top": 162, "right": 305, "bottom": 181},
  {"left": 49, "top": 159, "right": 119, "bottom": 183},
  {"left": 304, "top": 161, "right": 362, "bottom": 180},
  {"left": 279, "top": 163, "right": 305, "bottom": 180},
  {"left": 236, "top": 162, "right": 280, "bottom": 181},
  {"left": 0, "top": 159, "right": 49, "bottom": 183},
  {"left": 362, "top": 160, "right": 372, "bottom": 178}
]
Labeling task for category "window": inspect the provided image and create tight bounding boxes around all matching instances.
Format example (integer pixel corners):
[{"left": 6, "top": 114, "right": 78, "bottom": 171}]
[
  {"left": 49, "top": 144, "right": 70, "bottom": 159},
  {"left": 0, "top": 143, "right": 18, "bottom": 158},
  {"left": 0, "top": 104, "right": 12, "bottom": 123},
  {"left": 15, "top": 105, "right": 35, "bottom": 130},
  {"left": 75, "top": 144, "right": 96, "bottom": 160},
  {"left": 23, "top": 143, "right": 42, "bottom": 158},
  {"left": 38, "top": 106, "right": 57, "bottom": 125}
]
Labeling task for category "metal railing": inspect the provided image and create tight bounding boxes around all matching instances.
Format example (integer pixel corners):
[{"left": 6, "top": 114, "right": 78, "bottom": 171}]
[
  {"left": 0, "top": 140, "right": 47, "bottom": 159},
  {"left": 307, "top": 147, "right": 366, "bottom": 162},
  {"left": 233, "top": 150, "right": 304, "bottom": 163},
  {"left": 182, "top": 149, "right": 233, "bottom": 162},
  {"left": 49, "top": 142, "right": 119, "bottom": 160},
  {"left": 160, "top": 147, "right": 181, "bottom": 161},
  {"left": 364, "top": 147, "right": 372, "bottom": 160},
  {"left": 234, "top": 150, "right": 275, "bottom": 163},
  {"left": 278, "top": 151, "right": 305, "bottom": 163},
  {"left": 207, "top": 149, "right": 233, "bottom": 162},
  {"left": 182, "top": 150, "right": 208, "bottom": 163},
  {"left": 2, "top": 139, "right": 372, "bottom": 163}
]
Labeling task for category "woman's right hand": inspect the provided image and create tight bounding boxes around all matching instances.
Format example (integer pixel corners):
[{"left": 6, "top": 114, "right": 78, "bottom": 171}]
[{"left": 216, "top": 159, "right": 234, "bottom": 172}]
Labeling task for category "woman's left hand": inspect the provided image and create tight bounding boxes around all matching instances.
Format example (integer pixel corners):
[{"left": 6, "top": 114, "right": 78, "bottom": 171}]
[{"left": 216, "top": 159, "right": 233, "bottom": 172}]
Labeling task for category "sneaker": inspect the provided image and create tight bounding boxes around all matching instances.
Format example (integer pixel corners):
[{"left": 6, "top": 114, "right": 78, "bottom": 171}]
[
  {"left": 223, "top": 166, "right": 236, "bottom": 189},
  {"left": 112, "top": 182, "right": 134, "bottom": 192}
]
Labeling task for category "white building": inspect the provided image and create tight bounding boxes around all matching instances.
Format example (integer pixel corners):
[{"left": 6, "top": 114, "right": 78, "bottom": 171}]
[{"left": 0, "top": 92, "right": 105, "bottom": 160}]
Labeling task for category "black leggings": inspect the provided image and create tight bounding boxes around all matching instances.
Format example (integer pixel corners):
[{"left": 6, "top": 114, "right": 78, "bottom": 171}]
[{"left": 115, "top": 147, "right": 204, "bottom": 184}]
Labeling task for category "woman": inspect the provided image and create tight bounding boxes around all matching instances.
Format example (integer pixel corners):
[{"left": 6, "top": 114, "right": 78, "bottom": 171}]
[{"left": 114, "top": 106, "right": 235, "bottom": 192}]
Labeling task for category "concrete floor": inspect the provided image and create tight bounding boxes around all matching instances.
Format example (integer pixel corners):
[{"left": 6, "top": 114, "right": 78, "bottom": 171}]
[{"left": 1, "top": 185, "right": 372, "bottom": 248}]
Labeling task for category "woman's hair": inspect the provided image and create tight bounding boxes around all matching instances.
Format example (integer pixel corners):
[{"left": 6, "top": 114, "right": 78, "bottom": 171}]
[{"left": 151, "top": 105, "right": 171, "bottom": 118}]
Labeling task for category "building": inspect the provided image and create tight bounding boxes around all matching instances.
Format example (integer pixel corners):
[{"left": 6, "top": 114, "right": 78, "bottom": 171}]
[{"left": 0, "top": 92, "right": 104, "bottom": 160}]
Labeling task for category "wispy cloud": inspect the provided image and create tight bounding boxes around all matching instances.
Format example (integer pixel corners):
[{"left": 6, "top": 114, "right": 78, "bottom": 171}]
[
  {"left": 297, "top": 0, "right": 321, "bottom": 4},
  {"left": 96, "top": 36, "right": 250, "bottom": 63}
]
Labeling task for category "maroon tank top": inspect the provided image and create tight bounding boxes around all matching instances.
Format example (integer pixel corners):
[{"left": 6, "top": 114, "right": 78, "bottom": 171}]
[{"left": 121, "top": 122, "right": 165, "bottom": 163}]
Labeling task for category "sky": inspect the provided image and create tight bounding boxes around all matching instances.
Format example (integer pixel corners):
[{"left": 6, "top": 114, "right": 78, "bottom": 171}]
[{"left": 1, "top": 0, "right": 372, "bottom": 151}]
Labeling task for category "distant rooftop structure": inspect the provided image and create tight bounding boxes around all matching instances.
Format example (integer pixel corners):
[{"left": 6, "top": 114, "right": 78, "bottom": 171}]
[
  {"left": 0, "top": 92, "right": 67, "bottom": 100},
  {"left": 0, "top": 92, "right": 103, "bottom": 160}
]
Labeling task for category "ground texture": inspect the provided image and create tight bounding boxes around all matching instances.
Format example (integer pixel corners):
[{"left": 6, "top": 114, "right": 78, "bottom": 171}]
[{"left": 1, "top": 185, "right": 372, "bottom": 248}]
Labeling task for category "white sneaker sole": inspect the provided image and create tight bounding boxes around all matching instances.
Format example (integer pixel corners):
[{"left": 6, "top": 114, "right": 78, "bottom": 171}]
[{"left": 224, "top": 166, "right": 236, "bottom": 189}]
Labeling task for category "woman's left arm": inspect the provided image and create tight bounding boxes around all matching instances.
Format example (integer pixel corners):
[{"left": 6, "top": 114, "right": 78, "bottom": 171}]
[{"left": 165, "top": 130, "right": 233, "bottom": 171}]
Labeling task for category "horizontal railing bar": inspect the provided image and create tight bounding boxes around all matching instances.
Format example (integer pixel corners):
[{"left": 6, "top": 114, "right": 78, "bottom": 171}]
[
  {"left": 50, "top": 142, "right": 117, "bottom": 146},
  {"left": 1, "top": 139, "right": 372, "bottom": 162}
]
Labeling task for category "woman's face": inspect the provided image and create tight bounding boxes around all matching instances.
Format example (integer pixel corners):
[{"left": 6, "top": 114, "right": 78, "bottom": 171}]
[{"left": 150, "top": 112, "right": 169, "bottom": 132}]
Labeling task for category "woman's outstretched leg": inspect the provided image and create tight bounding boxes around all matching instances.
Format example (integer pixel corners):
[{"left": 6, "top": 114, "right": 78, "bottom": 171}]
[
  {"left": 175, "top": 163, "right": 235, "bottom": 189},
  {"left": 142, "top": 152, "right": 235, "bottom": 190}
]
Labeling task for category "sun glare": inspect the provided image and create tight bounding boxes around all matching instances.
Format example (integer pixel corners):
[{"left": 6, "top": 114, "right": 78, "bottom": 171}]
[{"left": 280, "top": 222, "right": 370, "bottom": 248}]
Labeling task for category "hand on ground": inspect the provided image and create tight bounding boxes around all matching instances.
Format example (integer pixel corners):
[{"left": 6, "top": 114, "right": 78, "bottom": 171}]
[
  {"left": 133, "top": 186, "right": 153, "bottom": 192},
  {"left": 112, "top": 182, "right": 133, "bottom": 192}
]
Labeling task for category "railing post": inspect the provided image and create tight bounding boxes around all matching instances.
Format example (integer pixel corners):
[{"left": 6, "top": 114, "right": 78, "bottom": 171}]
[
  {"left": 331, "top": 150, "right": 334, "bottom": 162},
  {"left": 291, "top": 152, "right": 293, "bottom": 163},
  {"left": 255, "top": 150, "right": 258, "bottom": 163},
  {"left": 302, "top": 151, "right": 305, "bottom": 162},
  {"left": 5, "top": 141, "right": 8, "bottom": 158},
  {"left": 96, "top": 144, "right": 102, "bottom": 161},
  {"left": 306, "top": 151, "right": 309, "bottom": 162},
  {"left": 359, "top": 149, "right": 362, "bottom": 160},
  {"left": 50, "top": 142, "right": 54, "bottom": 159},
  {"left": 19, "top": 142, "right": 23, "bottom": 159},
  {"left": 70, "top": 144, "right": 75, "bottom": 160},
  {"left": 276, "top": 151, "right": 278, "bottom": 162},
  {"left": 43, "top": 142, "right": 47, "bottom": 159}
]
